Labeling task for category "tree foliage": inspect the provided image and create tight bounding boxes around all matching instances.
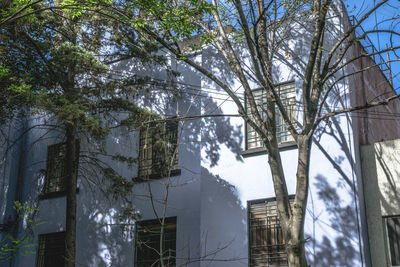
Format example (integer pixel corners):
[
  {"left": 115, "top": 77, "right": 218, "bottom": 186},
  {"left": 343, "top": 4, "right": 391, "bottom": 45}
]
[
  {"left": 1, "top": 1, "right": 165, "bottom": 266},
  {"left": 0, "top": 201, "right": 43, "bottom": 261}
]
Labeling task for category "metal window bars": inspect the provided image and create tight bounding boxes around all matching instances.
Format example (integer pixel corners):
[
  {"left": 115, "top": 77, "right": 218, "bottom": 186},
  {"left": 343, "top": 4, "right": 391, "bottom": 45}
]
[
  {"left": 36, "top": 232, "right": 66, "bottom": 267},
  {"left": 386, "top": 216, "right": 400, "bottom": 266},
  {"left": 249, "top": 200, "right": 289, "bottom": 267},
  {"left": 138, "top": 121, "right": 179, "bottom": 179},
  {"left": 45, "top": 143, "right": 67, "bottom": 194},
  {"left": 246, "top": 82, "right": 296, "bottom": 150},
  {"left": 135, "top": 217, "right": 177, "bottom": 267},
  {"left": 44, "top": 141, "right": 79, "bottom": 195}
]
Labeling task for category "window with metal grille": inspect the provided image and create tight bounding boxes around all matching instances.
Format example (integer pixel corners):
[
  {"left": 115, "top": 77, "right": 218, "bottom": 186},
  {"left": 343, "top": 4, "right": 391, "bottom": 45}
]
[
  {"left": 138, "top": 121, "right": 179, "bottom": 179},
  {"left": 386, "top": 216, "right": 400, "bottom": 266},
  {"left": 36, "top": 232, "right": 66, "bottom": 267},
  {"left": 44, "top": 143, "right": 67, "bottom": 194},
  {"left": 246, "top": 82, "right": 296, "bottom": 150},
  {"left": 135, "top": 217, "right": 176, "bottom": 267},
  {"left": 248, "top": 198, "right": 290, "bottom": 267},
  {"left": 43, "top": 141, "right": 79, "bottom": 196}
]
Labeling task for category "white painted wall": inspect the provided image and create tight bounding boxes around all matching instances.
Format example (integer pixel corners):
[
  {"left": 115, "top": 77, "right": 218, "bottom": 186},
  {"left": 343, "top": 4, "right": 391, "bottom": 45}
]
[
  {"left": 2, "top": 4, "right": 370, "bottom": 267},
  {"left": 195, "top": 13, "right": 364, "bottom": 266}
]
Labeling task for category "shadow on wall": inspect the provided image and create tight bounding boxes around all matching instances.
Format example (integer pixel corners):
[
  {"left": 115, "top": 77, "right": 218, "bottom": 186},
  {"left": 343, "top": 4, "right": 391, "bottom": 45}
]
[
  {"left": 75, "top": 183, "right": 134, "bottom": 267},
  {"left": 309, "top": 174, "right": 360, "bottom": 267},
  {"left": 307, "top": 86, "right": 362, "bottom": 266},
  {"left": 199, "top": 167, "right": 248, "bottom": 267},
  {"left": 308, "top": 122, "right": 362, "bottom": 266},
  {"left": 199, "top": 97, "right": 243, "bottom": 167},
  {"left": 1, "top": 56, "right": 245, "bottom": 266},
  {"left": 121, "top": 60, "right": 244, "bottom": 169},
  {"left": 374, "top": 141, "right": 400, "bottom": 216},
  {"left": 73, "top": 84, "right": 244, "bottom": 266},
  {"left": 199, "top": 20, "right": 360, "bottom": 266},
  {"left": 72, "top": 168, "right": 248, "bottom": 267}
]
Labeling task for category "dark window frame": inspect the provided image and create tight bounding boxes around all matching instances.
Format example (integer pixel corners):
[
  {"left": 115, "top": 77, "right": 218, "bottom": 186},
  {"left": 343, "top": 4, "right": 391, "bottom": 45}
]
[
  {"left": 385, "top": 216, "right": 400, "bottom": 266},
  {"left": 36, "top": 231, "right": 66, "bottom": 267},
  {"left": 40, "top": 141, "right": 79, "bottom": 199},
  {"left": 137, "top": 121, "right": 180, "bottom": 181},
  {"left": 135, "top": 217, "right": 177, "bottom": 267},
  {"left": 244, "top": 81, "right": 296, "bottom": 152},
  {"left": 247, "top": 196, "right": 294, "bottom": 267}
]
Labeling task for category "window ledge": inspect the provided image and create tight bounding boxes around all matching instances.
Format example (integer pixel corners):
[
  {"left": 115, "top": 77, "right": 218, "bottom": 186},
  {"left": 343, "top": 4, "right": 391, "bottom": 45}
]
[
  {"left": 241, "top": 147, "right": 267, "bottom": 156},
  {"left": 241, "top": 141, "right": 297, "bottom": 157},
  {"left": 39, "top": 188, "right": 79, "bottom": 200},
  {"left": 133, "top": 169, "right": 181, "bottom": 183}
]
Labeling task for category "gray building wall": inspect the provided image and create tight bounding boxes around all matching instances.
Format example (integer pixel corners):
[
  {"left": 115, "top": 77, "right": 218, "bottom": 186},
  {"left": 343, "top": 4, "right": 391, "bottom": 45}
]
[{"left": 0, "top": 116, "right": 27, "bottom": 267}]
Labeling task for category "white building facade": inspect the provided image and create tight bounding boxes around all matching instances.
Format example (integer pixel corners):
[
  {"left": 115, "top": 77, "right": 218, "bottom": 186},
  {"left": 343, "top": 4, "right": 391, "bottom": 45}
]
[{"left": 1, "top": 3, "right": 400, "bottom": 267}]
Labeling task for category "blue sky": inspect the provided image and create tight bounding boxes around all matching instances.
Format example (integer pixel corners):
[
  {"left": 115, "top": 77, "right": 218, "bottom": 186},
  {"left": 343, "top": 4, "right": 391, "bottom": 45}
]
[{"left": 345, "top": 0, "right": 400, "bottom": 92}]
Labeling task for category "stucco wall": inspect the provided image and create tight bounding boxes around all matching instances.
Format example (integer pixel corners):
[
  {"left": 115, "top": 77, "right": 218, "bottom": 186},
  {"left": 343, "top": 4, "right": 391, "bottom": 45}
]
[
  {"left": 3, "top": 3, "right": 395, "bottom": 267},
  {"left": 0, "top": 117, "right": 27, "bottom": 267},
  {"left": 196, "top": 12, "right": 364, "bottom": 265},
  {"left": 0, "top": 117, "right": 26, "bottom": 225},
  {"left": 361, "top": 139, "right": 400, "bottom": 267},
  {"left": 198, "top": 85, "right": 363, "bottom": 267}
]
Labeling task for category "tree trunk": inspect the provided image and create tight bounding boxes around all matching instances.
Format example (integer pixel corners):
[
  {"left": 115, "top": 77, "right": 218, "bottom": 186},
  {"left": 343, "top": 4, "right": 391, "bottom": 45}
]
[
  {"left": 286, "top": 135, "right": 311, "bottom": 267},
  {"left": 65, "top": 125, "right": 77, "bottom": 267},
  {"left": 266, "top": 141, "right": 292, "bottom": 225},
  {"left": 287, "top": 227, "right": 308, "bottom": 267}
]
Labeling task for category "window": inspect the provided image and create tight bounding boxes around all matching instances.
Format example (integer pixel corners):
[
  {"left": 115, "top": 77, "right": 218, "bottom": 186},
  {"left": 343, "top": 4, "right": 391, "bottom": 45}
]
[
  {"left": 248, "top": 199, "right": 289, "bottom": 267},
  {"left": 43, "top": 141, "right": 79, "bottom": 196},
  {"left": 386, "top": 216, "right": 400, "bottom": 266},
  {"left": 138, "top": 121, "right": 179, "bottom": 179},
  {"left": 44, "top": 143, "right": 67, "bottom": 194},
  {"left": 36, "top": 232, "right": 66, "bottom": 267},
  {"left": 135, "top": 217, "right": 177, "bottom": 267},
  {"left": 246, "top": 82, "right": 296, "bottom": 150}
]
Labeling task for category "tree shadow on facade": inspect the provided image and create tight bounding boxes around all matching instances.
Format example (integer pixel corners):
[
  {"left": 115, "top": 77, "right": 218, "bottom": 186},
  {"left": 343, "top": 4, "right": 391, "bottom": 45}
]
[
  {"left": 70, "top": 87, "right": 244, "bottom": 266},
  {"left": 75, "top": 185, "right": 134, "bottom": 267},
  {"left": 307, "top": 111, "right": 362, "bottom": 267},
  {"left": 309, "top": 174, "right": 360, "bottom": 267},
  {"left": 373, "top": 142, "right": 400, "bottom": 215},
  {"left": 70, "top": 166, "right": 247, "bottom": 267},
  {"left": 0, "top": 50, "right": 246, "bottom": 265},
  {"left": 198, "top": 167, "right": 247, "bottom": 267}
]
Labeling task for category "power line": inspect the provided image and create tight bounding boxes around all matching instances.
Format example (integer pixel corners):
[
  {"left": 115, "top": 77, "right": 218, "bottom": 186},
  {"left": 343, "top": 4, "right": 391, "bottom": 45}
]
[
  {"left": 109, "top": 69, "right": 245, "bottom": 97},
  {"left": 108, "top": 69, "right": 400, "bottom": 121}
]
